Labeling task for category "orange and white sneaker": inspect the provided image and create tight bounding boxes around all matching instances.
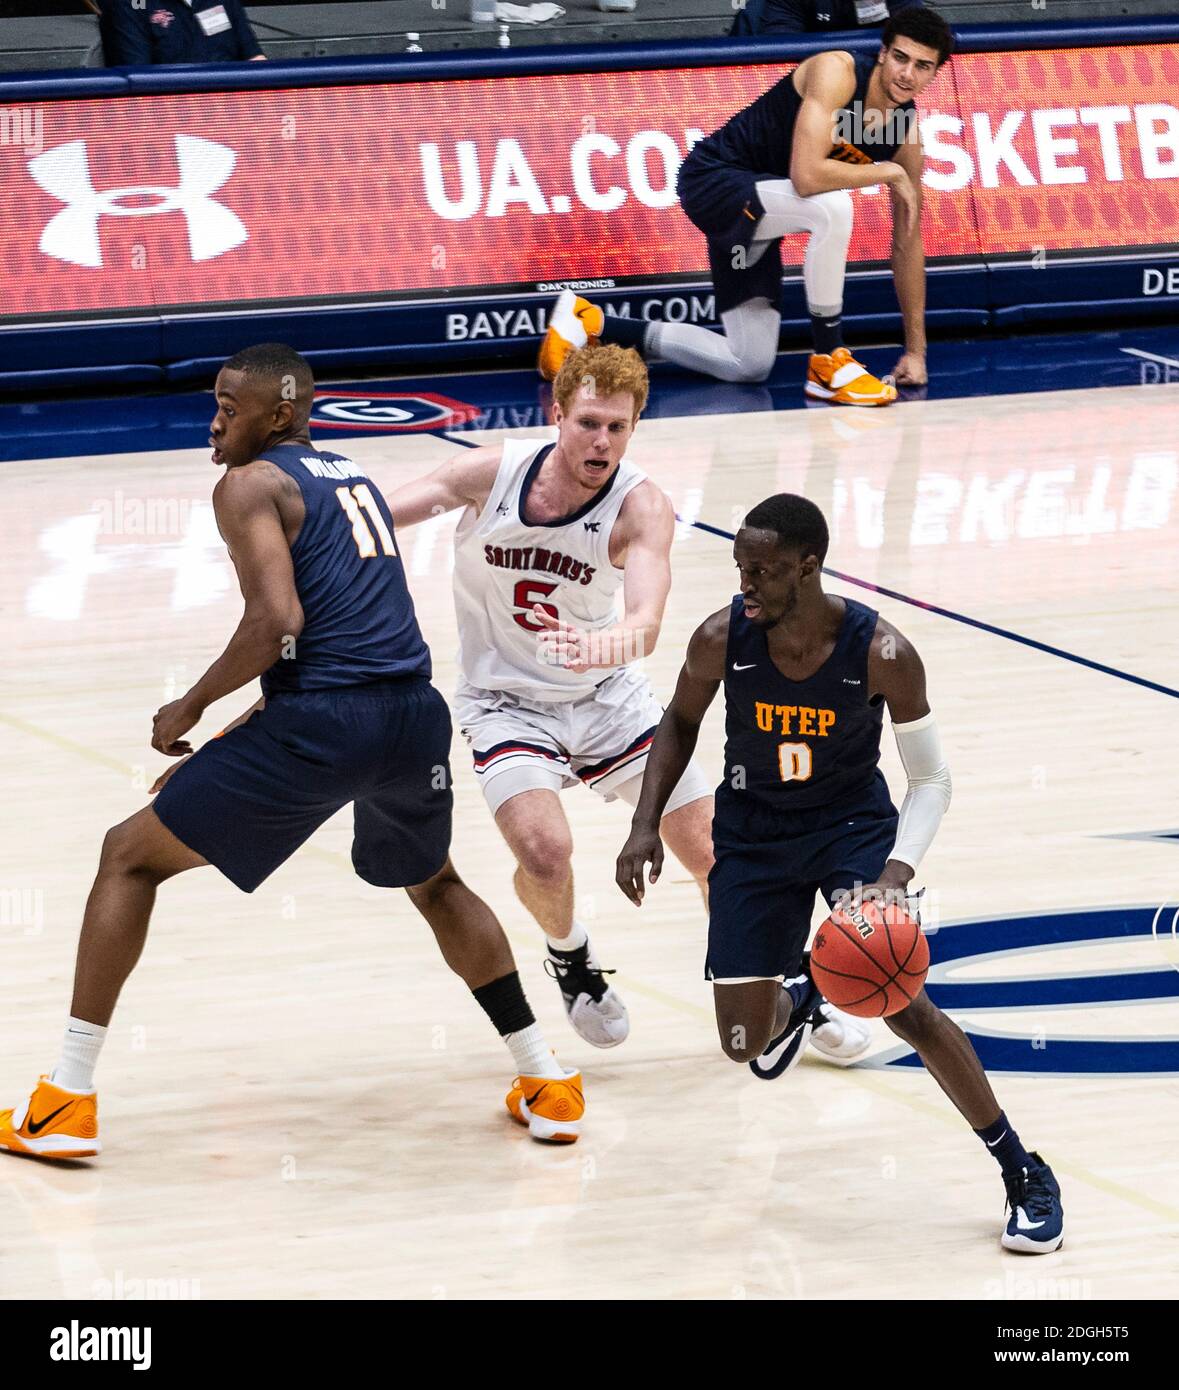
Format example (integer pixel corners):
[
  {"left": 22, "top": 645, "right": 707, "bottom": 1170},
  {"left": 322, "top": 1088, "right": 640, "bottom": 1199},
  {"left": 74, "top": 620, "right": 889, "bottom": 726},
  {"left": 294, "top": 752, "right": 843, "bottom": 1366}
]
[
  {"left": 537, "top": 289, "right": 605, "bottom": 380},
  {"left": 506, "top": 1070, "right": 584, "bottom": 1144},
  {"left": 0, "top": 1076, "right": 100, "bottom": 1159},
  {"left": 805, "top": 347, "right": 897, "bottom": 406}
]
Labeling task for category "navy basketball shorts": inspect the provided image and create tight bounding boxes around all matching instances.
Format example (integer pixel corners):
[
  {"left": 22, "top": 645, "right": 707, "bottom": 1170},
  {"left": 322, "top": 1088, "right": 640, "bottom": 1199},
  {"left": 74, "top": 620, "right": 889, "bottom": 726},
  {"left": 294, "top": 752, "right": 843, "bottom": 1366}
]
[
  {"left": 705, "top": 791, "right": 899, "bottom": 982},
  {"left": 677, "top": 154, "right": 784, "bottom": 315},
  {"left": 153, "top": 677, "right": 453, "bottom": 893}
]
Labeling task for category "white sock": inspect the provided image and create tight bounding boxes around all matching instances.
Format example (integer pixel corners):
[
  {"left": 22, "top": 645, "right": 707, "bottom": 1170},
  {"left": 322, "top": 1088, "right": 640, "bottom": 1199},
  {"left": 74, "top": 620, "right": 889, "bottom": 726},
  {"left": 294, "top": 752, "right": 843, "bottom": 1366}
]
[
  {"left": 506, "top": 1023, "right": 566, "bottom": 1079},
  {"left": 545, "top": 919, "right": 588, "bottom": 954},
  {"left": 51, "top": 1016, "right": 107, "bottom": 1092}
]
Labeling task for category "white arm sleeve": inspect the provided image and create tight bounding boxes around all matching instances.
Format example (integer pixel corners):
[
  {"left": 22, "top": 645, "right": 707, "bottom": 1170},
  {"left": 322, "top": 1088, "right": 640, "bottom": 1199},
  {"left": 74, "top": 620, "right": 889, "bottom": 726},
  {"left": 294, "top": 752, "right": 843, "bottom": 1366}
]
[{"left": 889, "top": 712, "right": 952, "bottom": 874}]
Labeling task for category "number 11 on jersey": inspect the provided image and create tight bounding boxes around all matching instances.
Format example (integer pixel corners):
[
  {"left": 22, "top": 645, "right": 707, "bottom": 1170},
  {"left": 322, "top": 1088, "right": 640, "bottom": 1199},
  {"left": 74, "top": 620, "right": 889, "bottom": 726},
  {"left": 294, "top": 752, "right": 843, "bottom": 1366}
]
[{"left": 336, "top": 484, "right": 397, "bottom": 558}]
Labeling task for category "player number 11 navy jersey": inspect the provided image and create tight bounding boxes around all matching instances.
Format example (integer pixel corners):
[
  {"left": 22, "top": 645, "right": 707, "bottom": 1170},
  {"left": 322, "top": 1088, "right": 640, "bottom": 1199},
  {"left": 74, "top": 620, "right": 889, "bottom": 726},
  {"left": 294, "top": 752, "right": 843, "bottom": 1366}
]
[{"left": 255, "top": 443, "right": 431, "bottom": 695}]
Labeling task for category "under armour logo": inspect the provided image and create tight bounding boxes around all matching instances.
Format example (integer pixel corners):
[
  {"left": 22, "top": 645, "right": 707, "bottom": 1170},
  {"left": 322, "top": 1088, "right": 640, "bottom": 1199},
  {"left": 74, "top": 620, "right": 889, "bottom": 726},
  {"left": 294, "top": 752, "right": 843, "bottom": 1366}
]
[
  {"left": 496, "top": 503, "right": 511, "bottom": 515},
  {"left": 583, "top": 521, "right": 601, "bottom": 533},
  {"left": 27, "top": 135, "right": 248, "bottom": 269}
]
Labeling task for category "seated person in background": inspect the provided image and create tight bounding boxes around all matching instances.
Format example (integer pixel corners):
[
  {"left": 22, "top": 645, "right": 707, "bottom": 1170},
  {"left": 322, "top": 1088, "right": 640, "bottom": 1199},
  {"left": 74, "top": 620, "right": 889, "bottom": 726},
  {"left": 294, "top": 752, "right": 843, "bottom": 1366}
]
[
  {"left": 99, "top": 0, "right": 267, "bottom": 65},
  {"left": 733, "top": 0, "right": 925, "bottom": 39}
]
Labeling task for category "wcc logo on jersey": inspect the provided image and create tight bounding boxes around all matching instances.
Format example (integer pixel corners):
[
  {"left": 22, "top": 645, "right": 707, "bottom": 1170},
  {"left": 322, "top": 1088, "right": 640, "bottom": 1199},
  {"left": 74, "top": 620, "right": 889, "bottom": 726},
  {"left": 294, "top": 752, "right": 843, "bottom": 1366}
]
[
  {"left": 310, "top": 392, "right": 480, "bottom": 433},
  {"left": 869, "top": 905, "right": 1179, "bottom": 1075}
]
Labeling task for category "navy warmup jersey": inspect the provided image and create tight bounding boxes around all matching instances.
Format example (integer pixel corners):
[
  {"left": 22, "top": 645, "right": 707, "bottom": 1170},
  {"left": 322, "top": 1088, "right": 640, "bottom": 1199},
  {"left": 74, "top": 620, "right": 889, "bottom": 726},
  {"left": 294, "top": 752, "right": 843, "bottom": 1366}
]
[
  {"left": 677, "top": 50, "right": 916, "bottom": 312},
  {"left": 256, "top": 443, "right": 431, "bottom": 695},
  {"left": 684, "top": 50, "right": 915, "bottom": 216},
  {"left": 713, "top": 595, "right": 891, "bottom": 843}
]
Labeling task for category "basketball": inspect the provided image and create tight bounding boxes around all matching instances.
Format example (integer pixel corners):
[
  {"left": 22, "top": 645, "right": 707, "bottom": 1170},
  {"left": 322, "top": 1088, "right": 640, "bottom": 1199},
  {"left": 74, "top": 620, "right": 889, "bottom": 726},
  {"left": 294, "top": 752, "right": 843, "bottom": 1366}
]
[{"left": 810, "top": 900, "right": 929, "bottom": 1018}]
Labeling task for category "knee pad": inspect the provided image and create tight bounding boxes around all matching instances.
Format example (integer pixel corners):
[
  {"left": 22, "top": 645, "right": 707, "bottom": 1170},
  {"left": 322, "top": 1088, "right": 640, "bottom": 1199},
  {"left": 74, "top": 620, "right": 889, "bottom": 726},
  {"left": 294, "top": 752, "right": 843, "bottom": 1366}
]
[
  {"left": 732, "top": 340, "right": 778, "bottom": 383},
  {"left": 811, "top": 188, "right": 854, "bottom": 237}
]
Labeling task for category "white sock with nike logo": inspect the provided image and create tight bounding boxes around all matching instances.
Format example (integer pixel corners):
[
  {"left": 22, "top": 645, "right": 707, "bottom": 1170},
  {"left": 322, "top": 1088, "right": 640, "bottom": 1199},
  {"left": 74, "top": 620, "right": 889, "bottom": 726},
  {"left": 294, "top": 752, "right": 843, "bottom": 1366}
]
[{"left": 51, "top": 1016, "right": 107, "bottom": 1093}]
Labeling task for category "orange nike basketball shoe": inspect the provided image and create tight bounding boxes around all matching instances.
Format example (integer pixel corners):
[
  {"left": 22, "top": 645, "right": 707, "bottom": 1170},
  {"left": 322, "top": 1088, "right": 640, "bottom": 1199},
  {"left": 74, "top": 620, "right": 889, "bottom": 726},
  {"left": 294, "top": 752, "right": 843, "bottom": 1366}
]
[
  {"left": 537, "top": 288, "right": 605, "bottom": 381},
  {"left": 0, "top": 1076, "right": 100, "bottom": 1159},
  {"left": 805, "top": 347, "right": 897, "bottom": 406},
  {"left": 506, "top": 1070, "right": 584, "bottom": 1144}
]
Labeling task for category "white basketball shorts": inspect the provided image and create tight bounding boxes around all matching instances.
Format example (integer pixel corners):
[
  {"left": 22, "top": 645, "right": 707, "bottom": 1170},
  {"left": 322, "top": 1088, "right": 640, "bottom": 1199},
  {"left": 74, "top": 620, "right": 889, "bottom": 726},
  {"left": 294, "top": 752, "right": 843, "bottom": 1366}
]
[{"left": 455, "top": 665, "right": 714, "bottom": 817}]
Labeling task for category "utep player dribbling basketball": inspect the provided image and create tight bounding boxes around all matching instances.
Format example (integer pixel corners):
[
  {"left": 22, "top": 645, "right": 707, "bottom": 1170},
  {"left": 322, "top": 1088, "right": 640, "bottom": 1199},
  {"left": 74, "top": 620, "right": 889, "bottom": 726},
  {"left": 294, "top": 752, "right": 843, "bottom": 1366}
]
[
  {"left": 0, "top": 343, "right": 584, "bottom": 1157},
  {"left": 540, "top": 9, "right": 954, "bottom": 403},
  {"left": 617, "top": 495, "right": 1065, "bottom": 1252}
]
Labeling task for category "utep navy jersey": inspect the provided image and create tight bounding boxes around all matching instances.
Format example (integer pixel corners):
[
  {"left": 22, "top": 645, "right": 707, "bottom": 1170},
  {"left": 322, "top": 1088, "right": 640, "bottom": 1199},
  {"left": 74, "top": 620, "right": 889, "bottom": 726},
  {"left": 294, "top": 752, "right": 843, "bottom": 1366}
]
[
  {"left": 256, "top": 443, "right": 430, "bottom": 695},
  {"left": 690, "top": 50, "right": 915, "bottom": 180},
  {"left": 714, "top": 595, "right": 889, "bottom": 836}
]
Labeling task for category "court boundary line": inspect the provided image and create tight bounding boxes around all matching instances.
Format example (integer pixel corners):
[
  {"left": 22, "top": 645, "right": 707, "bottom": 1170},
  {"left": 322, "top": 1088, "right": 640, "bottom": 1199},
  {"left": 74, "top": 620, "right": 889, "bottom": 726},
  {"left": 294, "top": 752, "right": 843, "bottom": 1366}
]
[
  {"left": 688, "top": 518, "right": 1179, "bottom": 701},
  {"left": 439, "top": 436, "right": 1177, "bottom": 700},
  {"left": 1121, "top": 347, "right": 1179, "bottom": 369}
]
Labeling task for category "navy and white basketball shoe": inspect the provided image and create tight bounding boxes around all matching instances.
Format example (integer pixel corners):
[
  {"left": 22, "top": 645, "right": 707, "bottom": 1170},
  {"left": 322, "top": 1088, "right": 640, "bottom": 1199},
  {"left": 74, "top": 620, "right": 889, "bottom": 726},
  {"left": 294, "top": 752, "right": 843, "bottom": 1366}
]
[
  {"left": 749, "top": 974, "right": 821, "bottom": 1080},
  {"left": 1002, "top": 1154, "right": 1064, "bottom": 1253}
]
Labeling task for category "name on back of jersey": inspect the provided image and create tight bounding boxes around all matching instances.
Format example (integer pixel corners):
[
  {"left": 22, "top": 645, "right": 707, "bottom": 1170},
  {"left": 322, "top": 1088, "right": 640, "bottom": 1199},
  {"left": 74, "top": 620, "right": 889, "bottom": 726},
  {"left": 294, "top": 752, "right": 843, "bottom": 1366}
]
[
  {"left": 484, "top": 543, "right": 596, "bottom": 586},
  {"left": 298, "top": 455, "right": 367, "bottom": 481}
]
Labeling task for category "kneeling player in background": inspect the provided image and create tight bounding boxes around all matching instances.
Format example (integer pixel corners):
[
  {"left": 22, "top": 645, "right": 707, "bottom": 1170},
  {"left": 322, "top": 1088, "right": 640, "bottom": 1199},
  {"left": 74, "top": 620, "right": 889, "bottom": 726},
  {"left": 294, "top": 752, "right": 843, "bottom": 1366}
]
[{"left": 541, "top": 9, "right": 953, "bottom": 404}]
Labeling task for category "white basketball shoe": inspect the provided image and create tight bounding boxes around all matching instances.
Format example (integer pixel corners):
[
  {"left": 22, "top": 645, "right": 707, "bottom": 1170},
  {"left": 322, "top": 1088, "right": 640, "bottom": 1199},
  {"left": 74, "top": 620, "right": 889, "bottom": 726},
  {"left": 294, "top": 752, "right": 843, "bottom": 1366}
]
[
  {"left": 545, "top": 941, "right": 629, "bottom": 1048},
  {"left": 809, "top": 1001, "right": 873, "bottom": 1061}
]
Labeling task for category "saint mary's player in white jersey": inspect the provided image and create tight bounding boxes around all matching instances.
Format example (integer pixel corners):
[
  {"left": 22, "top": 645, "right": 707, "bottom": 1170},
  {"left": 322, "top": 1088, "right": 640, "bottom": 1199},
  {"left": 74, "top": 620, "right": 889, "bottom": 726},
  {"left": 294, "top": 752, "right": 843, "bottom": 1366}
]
[{"left": 388, "top": 345, "right": 869, "bottom": 1062}]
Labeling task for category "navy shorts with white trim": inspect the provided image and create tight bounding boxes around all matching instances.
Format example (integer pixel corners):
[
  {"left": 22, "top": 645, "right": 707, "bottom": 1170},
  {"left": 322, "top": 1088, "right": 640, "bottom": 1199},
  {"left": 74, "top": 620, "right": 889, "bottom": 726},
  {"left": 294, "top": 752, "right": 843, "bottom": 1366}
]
[
  {"left": 154, "top": 678, "right": 453, "bottom": 893},
  {"left": 706, "top": 783, "right": 898, "bottom": 981}
]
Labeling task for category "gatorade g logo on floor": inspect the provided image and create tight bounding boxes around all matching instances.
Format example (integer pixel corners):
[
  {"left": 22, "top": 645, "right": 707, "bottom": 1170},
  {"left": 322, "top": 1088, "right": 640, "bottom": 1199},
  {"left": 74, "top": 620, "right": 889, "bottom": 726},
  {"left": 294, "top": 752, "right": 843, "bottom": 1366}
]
[
  {"left": 872, "top": 906, "right": 1179, "bottom": 1074},
  {"left": 309, "top": 392, "right": 480, "bottom": 432}
]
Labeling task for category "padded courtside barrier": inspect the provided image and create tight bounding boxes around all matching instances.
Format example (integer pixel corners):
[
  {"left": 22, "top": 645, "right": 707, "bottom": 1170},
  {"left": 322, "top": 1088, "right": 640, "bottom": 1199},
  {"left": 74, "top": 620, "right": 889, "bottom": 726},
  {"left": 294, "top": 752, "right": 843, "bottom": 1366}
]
[{"left": 0, "top": 17, "right": 1176, "bottom": 391}]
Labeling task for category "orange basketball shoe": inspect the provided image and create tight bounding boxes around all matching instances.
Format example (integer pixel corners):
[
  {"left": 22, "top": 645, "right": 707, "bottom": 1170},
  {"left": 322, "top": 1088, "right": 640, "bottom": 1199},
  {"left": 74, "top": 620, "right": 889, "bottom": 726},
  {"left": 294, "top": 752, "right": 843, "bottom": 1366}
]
[
  {"left": 805, "top": 347, "right": 897, "bottom": 406},
  {"left": 537, "top": 289, "right": 605, "bottom": 381},
  {"left": 506, "top": 1070, "right": 584, "bottom": 1144},
  {"left": 0, "top": 1076, "right": 100, "bottom": 1159}
]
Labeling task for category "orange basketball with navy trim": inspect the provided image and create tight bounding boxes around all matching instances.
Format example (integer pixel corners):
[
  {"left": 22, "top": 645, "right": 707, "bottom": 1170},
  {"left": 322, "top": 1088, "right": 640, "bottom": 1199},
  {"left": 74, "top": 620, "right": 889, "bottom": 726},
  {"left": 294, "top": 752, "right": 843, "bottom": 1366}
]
[{"left": 810, "top": 900, "right": 929, "bottom": 1018}]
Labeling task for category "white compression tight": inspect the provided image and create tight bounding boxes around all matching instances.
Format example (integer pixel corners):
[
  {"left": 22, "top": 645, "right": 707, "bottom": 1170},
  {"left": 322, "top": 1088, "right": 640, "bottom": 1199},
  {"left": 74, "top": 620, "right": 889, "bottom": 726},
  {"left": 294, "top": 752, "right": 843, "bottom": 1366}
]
[{"left": 646, "top": 181, "right": 854, "bottom": 383}]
